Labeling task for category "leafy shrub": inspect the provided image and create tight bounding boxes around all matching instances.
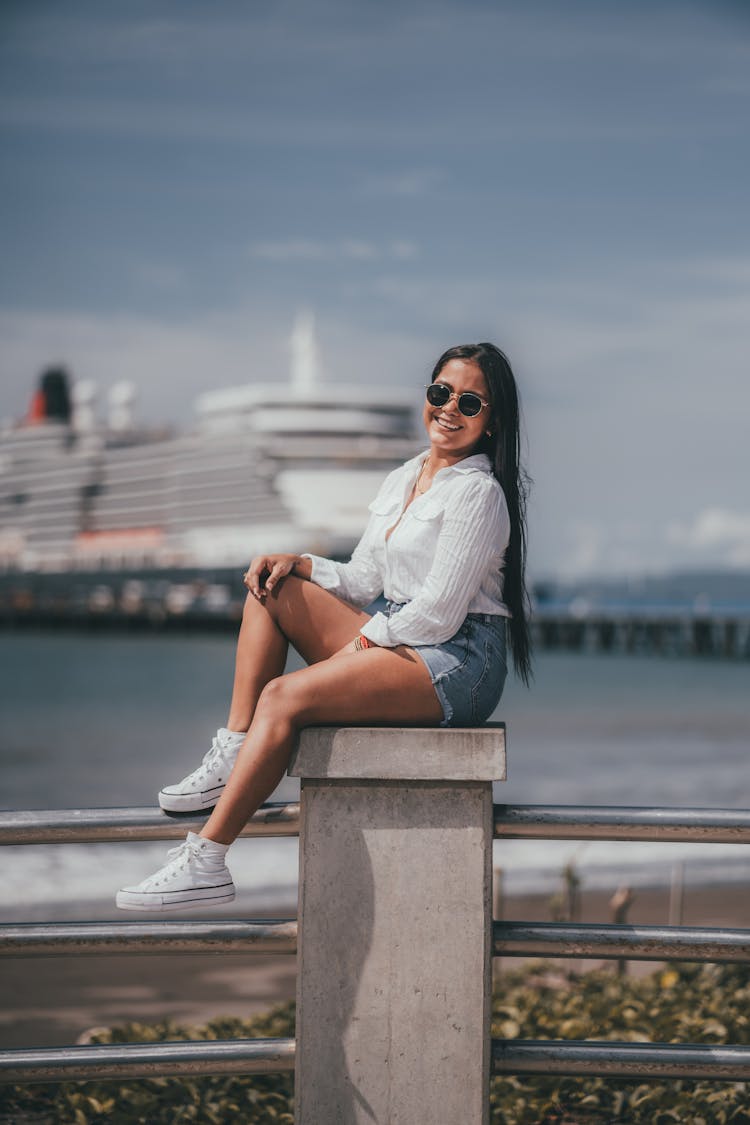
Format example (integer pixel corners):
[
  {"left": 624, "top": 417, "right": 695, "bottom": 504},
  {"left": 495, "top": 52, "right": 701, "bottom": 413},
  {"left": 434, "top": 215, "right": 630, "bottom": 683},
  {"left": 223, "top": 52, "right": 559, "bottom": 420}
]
[
  {"left": 0, "top": 1002, "right": 295, "bottom": 1125},
  {"left": 489, "top": 961, "right": 750, "bottom": 1123},
  {"left": 1, "top": 964, "right": 749, "bottom": 1123}
]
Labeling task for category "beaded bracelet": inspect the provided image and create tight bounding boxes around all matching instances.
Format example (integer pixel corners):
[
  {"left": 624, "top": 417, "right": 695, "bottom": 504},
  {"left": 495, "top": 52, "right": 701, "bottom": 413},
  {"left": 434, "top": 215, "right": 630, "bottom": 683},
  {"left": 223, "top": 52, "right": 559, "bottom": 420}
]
[{"left": 354, "top": 634, "right": 374, "bottom": 651}]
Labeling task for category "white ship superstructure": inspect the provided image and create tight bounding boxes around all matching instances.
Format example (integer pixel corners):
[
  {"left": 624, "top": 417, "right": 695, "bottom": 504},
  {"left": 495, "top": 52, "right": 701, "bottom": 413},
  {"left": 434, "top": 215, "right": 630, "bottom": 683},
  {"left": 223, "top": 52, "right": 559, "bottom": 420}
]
[
  {"left": 0, "top": 424, "right": 99, "bottom": 565},
  {"left": 0, "top": 318, "right": 418, "bottom": 572}
]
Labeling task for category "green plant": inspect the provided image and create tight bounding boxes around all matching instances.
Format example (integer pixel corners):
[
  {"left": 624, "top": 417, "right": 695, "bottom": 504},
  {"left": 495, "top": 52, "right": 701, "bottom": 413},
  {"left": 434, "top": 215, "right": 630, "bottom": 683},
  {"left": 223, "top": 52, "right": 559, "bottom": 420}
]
[
  {"left": 1, "top": 964, "right": 748, "bottom": 1123},
  {"left": 0, "top": 1002, "right": 295, "bottom": 1125},
  {"left": 489, "top": 961, "right": 750, "bottom": 1123}
]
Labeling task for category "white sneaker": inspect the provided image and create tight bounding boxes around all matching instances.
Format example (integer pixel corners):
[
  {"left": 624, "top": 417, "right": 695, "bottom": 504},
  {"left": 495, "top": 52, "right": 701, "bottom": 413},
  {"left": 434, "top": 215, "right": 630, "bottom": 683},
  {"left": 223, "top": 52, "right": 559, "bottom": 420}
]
[
  {"left": 158, "top": 728, "right": 245, "bottom": 812},
  {"left": 116, "top": 832, "right": 235, "bottom": 912}
]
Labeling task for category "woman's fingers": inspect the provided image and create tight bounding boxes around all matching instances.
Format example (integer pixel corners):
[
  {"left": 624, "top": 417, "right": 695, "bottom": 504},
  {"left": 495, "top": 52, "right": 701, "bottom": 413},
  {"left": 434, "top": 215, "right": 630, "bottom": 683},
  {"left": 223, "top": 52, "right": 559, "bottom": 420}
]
[
  {"left": 244, "top": 554, "right": 299, "bottom": 598},
  {"left": 245, "top": 556, "right": 269, "bottom": 598},
  {"left": 264, "top": 558, "right": 292, "bottom": 594}
]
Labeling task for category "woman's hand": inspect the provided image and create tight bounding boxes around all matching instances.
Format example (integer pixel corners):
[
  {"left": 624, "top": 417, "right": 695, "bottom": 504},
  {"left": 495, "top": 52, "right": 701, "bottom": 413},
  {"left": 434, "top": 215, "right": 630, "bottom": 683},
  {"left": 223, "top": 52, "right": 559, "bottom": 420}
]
[{"left": 243, "top": 554, "right": 311, "bottom": 599}]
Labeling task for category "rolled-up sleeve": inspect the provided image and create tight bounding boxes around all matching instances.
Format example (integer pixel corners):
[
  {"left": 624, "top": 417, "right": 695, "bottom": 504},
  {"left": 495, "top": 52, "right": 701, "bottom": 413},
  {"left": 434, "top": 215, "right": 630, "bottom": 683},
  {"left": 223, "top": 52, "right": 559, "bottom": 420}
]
[
  {"left": 360, "top": 476, "right": 509, "bottom": 648},
  {"left": 301, "top": 465, "right": 406, "bottom": 608},
  {"left": 302, "top": 513, "right": 384, "bottom": 608}
]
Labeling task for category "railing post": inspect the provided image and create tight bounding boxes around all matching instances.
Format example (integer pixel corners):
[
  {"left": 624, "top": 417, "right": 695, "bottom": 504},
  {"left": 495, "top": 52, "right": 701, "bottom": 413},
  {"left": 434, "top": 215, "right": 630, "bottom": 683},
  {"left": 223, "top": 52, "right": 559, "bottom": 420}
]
[{"left": 289, "top": 724, "right": 506, "bottom": 1125}]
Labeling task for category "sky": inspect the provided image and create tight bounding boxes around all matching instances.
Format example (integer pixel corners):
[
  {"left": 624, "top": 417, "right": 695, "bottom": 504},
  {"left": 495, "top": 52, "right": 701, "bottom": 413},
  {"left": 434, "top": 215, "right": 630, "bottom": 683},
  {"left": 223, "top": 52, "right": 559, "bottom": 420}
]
[{"left": 1, "top": 0, "right": 750, "bottom": 580}]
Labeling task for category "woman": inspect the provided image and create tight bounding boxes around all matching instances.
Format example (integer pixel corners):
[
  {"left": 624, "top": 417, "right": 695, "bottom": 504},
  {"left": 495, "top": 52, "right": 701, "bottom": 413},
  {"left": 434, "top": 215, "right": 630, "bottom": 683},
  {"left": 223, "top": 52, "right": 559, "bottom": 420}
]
[{"left": 116, "top": 342, "right": 531, "bottom": 911}]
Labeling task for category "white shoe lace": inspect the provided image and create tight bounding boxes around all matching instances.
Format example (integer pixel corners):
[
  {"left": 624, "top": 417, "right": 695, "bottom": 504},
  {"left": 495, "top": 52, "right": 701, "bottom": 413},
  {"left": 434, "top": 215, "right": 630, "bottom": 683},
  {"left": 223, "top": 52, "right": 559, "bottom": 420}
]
[
  {"left": 194, "top": 737, "right": 223, "bottom": 781},
  {"left": 178, "top": 736, "right": 231, "bottom": 787},
  {"left": 145, "top": 837, "right": 204, "bottom": 888}
]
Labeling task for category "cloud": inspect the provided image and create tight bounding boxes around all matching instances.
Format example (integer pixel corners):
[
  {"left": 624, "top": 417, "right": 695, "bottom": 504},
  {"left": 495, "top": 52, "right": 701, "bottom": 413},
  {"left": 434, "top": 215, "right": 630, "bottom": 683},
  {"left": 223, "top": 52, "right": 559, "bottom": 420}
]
[
  {"left": 682, "top": 256, "right": 750, "bottom": 287},
  {"left": 4, "top": 3, "right": 747, "bottom": 154},
  {"left": 0, "top": 91, "right": 718, "bottom": 150},
  {"left": 6, "top": 4, "right": 748, "bottom": 153},
  {"left": 250, "top": 239, "right": 418, "bottom": 263},
  {"left": 130, "top": 261, "right": 187, "bottom": 293},
  {"left": 558, "top": 522, "right": 605, "bottom": 578},
  {"left": 361, "top": 169, "right": 444, "bottom": 198},
  {"left": 667, "top": 510, "right": 750, "bottom": 567}
]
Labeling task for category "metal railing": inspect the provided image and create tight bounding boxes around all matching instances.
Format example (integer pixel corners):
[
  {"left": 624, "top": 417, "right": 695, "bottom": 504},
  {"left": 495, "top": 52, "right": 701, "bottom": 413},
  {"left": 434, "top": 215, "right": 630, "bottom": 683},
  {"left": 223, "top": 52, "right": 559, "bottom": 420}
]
[
  {"left": 493, "top": 920, "right": 750, "bottom": 962},
  {"left": 0, "top": 801, "right": 300, "bottom": 845},
  {"left": 4, "top": 801, "right": 748, "bottom": 846},
  {"left": 0, "top": 919, "right": 297, "bottom": 957},
  {"left": 490, "top": 801, "right": 750, "bottom": 1081},
  {"left": 492, "top": 1040, "right": 750, "bottom": 1080},
  {"left": 0, "top": 1039, "right": 296, "bottom": 1084},
  {"left": 0, "top": 802, "right": 299, "bottom": 1085},
  {"left": 494, "top": 803, "right": 750, "bottom": 843},
  {"left": 1, "top": 801, "right": 749, "bottom": 1087}
]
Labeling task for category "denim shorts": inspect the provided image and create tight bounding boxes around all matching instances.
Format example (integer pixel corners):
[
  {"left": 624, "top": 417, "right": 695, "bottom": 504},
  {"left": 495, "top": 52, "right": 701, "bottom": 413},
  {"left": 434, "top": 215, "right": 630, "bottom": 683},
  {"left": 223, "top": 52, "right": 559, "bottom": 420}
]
[{"left": 384, "top": 601, "right": 508, "bottom": 727}]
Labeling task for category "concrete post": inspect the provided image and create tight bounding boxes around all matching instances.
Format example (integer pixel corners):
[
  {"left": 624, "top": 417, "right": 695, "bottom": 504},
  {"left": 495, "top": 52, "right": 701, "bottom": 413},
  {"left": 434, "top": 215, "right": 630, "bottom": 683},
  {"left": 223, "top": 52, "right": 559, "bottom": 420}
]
[{"left": 289, "top": 724, "right": 506, "bottom": 1125}]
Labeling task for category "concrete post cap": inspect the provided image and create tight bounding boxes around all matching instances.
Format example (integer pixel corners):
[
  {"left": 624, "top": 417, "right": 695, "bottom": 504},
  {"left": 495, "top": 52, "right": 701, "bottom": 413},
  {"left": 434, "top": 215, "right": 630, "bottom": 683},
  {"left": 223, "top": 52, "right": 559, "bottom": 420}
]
[{"left": 289, "top": 723, "right": 506, "bottom": 782}]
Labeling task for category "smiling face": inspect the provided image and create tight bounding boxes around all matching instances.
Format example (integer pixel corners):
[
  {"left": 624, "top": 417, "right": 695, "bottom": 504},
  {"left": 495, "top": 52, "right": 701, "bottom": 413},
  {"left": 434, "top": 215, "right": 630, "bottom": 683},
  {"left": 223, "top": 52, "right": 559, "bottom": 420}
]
[{"left": 423, "top": 358, "right": 491, "bottom": 462}]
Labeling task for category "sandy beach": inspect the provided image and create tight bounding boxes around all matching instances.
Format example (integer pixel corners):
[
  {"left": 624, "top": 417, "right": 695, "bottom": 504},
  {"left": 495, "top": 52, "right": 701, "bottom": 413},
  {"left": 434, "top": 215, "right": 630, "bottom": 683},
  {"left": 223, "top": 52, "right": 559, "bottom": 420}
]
[{"left": 2, "top": 881, "right": 747, "bottom": 1051}]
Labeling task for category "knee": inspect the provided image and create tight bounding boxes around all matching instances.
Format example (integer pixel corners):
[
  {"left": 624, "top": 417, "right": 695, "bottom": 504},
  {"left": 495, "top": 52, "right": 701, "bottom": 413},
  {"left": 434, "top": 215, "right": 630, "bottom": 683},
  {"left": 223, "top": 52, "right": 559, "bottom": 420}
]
[{"left": 256, "top": 676, "right": 304, "bottom": 724}]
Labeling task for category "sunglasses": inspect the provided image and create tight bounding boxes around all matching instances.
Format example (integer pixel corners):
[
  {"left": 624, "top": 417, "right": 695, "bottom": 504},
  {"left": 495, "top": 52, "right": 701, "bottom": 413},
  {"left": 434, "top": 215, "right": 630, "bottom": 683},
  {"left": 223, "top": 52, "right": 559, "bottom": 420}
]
[{"left": 425, "top": 382, "right": 490, "bottom": 418}]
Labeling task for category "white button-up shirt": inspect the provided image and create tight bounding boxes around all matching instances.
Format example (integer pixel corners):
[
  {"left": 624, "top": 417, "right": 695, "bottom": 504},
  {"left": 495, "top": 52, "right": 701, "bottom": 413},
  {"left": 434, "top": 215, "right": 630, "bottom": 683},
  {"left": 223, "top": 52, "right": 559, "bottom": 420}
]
[{"left": 304, "top": 450, "right": 510, "bottom": 648}]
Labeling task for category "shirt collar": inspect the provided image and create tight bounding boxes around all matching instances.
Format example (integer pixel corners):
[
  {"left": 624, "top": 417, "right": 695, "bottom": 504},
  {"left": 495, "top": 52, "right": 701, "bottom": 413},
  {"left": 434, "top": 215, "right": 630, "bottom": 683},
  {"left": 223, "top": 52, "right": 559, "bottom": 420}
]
[
  {"left": 445, "top": 452, "right": 493, "bottom": 475},
  {"left": 415, "top": 450, "right": 493, "bottom": 477}
]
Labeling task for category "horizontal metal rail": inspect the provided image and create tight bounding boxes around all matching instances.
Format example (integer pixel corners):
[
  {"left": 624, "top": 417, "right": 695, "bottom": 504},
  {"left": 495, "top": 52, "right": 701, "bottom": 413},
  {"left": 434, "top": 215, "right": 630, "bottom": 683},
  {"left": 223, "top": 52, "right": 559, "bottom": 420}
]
[
  {"left": 4, "top": 1036, "right": 749, "bottom": 1085},
  {"left": 494, "top": 920, "right": 750, "bottom": 962},
  {"left": 0, "top": 919, "right": 297, "bottom": 957},
  {"left": 0, "top": 1038, "right": 295, "bottom": 1085},
  {"left": 494, "top": 804, "right": 750, "bottom": 843},
  {"left": 492, "top": 1038, "right": 750, "bottom": 1080},
  {"left": 0, "top": 801, "right": 300, "bottom": 845},
  {"left": 5, "top": 919, "right": 748, "bottom": 963},
  {"left": 4, "top": 803, "right": 749, "bottom": 846}
]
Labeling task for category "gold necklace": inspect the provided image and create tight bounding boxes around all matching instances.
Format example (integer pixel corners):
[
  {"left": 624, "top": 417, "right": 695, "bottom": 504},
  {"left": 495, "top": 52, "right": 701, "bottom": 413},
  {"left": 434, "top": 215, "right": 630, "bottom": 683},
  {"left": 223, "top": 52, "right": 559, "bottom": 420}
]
[{"left": 415, "top": 460, "right": 431, "bottom": 494}]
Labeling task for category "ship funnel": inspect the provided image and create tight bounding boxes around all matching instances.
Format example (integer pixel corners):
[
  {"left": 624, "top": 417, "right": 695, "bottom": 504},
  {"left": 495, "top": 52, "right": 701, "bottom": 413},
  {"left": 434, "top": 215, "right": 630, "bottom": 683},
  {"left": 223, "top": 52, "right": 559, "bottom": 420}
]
[
  {"left": 108, "top": 381, "right": 136, "bottom": 431},
  {"left": 71, "top": 380, "right": 97, "bottom": 433},
  {"left": 290, "top": 309, "right": 319, "bottom": 393},
  {"left": 26, "top": 366, "right": 72, "bottom": 425}
]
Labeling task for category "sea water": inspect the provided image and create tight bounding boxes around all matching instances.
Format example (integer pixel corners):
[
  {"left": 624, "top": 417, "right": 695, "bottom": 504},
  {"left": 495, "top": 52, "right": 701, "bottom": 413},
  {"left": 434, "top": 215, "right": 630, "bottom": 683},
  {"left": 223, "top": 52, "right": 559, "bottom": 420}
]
[{"left": 1, "top": 629, "right": 748, "bottom": 920}]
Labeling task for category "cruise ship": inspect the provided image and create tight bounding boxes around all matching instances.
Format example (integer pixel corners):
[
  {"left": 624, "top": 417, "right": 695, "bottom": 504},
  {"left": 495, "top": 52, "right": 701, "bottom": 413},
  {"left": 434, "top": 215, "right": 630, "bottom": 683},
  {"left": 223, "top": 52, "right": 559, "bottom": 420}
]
[{"left": 0, "top": 316, "right": 419, "bottom": 576}]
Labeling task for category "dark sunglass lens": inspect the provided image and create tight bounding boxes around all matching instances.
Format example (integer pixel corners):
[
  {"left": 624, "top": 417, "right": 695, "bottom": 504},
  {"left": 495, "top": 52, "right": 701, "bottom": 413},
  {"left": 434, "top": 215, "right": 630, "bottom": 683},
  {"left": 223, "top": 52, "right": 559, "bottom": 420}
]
[
  {"left": 458, "top": 393, "right": 482, "bottom": 417},
  {"left": 426, "top": 383, "right": 450, "bottom": 407}
]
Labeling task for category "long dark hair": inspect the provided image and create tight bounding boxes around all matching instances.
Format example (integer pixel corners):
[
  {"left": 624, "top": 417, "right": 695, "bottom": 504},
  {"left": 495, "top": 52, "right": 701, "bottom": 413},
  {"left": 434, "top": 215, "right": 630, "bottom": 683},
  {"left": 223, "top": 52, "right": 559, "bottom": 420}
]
[{"left": 431, "top": 342, "right": 533, "bottom": 685}]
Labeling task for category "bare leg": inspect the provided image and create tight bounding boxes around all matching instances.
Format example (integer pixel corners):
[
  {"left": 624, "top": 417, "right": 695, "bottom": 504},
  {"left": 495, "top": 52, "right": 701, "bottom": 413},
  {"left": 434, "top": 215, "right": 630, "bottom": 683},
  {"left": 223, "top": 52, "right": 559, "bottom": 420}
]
[
  {"left": 225, "top": 595, "right": 288, "bottom": 732},
  {"left": 225, "top": 575, "right": 373, "bottom": 732},
  {"left": 117, "top": 588, "right": 444, "bottom": 911},
  {"left": 202, "top": 645, "right": 443, "bottom": 844}
]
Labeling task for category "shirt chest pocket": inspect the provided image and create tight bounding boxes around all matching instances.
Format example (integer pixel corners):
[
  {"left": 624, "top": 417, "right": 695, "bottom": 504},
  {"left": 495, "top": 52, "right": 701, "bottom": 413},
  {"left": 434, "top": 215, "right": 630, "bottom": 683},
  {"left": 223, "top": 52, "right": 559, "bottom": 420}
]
[
  {"left": 368, "top": 496, "right": 401, "bottom": 535},
  {"left": 368, "top": 496, "right": 400, "bottom": 518},
  {"left": 366, "top": 496, "right": 400, "bottom": 568},
  {"left": 395, "top": 499, "right": 444, "bottom": 578},
  {"left": 410, "top": 497, "right": 443, "bottom": 525}
]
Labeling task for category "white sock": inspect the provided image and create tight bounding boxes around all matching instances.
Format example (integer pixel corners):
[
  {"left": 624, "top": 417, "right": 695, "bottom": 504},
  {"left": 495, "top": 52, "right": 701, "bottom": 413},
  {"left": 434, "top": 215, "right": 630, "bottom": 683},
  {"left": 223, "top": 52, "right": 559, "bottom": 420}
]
[
  {"left": 188, "top": 831, "right": 230, "bottom": 857},
  {"left": 219, "top": 727, "right": 246, "bottom": 744}
]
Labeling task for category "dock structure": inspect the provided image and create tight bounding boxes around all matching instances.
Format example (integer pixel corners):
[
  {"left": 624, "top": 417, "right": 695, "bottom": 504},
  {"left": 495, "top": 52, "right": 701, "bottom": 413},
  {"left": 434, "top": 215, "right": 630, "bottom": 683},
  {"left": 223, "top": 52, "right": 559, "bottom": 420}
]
[
  {"left": 533, "top": 607, "right": 750, "bottom": 659},
  {"left": 3, "top": 578, "right": 750, "bottom": 661}
]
